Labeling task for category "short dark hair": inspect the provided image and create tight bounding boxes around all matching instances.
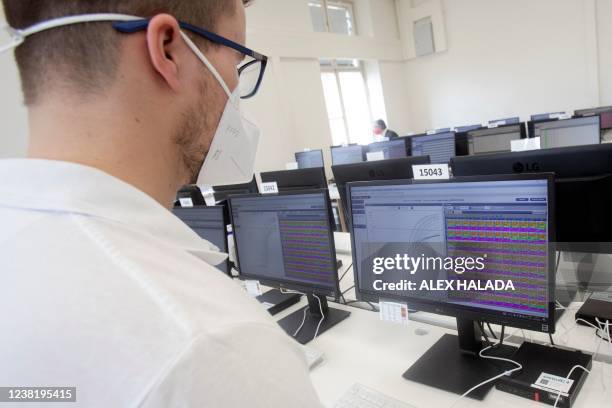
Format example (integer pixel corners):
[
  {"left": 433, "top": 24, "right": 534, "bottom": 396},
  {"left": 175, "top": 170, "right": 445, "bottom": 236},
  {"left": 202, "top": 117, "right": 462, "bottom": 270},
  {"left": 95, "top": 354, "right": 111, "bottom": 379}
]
[
  {"left": 2, "top": 0, "right": 251, "bottom": 105},
  {"left": 374, "top": 119, "right": 387, "bottom": 129}
]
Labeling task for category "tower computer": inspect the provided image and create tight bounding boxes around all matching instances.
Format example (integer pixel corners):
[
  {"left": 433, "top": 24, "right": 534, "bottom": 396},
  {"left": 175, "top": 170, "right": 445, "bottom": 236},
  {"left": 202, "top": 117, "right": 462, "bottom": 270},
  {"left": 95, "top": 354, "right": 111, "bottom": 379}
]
[{"left": 229, "top": 190, "right": 350, "bottom": 344}]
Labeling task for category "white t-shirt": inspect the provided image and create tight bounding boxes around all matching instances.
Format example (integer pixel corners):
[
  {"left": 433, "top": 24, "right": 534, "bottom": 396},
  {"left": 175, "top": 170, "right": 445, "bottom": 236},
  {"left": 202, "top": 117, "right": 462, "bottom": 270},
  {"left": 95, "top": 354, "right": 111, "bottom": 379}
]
[{"left": 0, "top": 159, "right": 323, "bottom": 408}]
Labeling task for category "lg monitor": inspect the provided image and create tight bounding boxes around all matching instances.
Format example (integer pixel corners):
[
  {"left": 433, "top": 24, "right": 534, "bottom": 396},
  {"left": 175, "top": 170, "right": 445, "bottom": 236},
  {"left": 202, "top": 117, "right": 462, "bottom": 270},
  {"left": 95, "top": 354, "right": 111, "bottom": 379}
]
[
  {"left": 347, "top": 174, "right": 555, "bottom": 399},
  {"left": 467, "top": 124, "right": 525, "bottom": 155},
  {"left": 260, "top": 167, "right": 327, "bottom": 192},
  {"left": 172, "top": 206, "right": 230, "bottom": 275},
  {"left": 575, "top": 106, "right": 612, "bottom": 131},
  {"left": 532, "top": 116, "right": 600, "bottom": 149},
  {"left": 331, "top": 145, "right": 366, "bottom": 165},
  {"left": 451, "top": 144, "right": 612, "bottom": 253},
  {"left": 295, "top": 149, "right": 324, "bottom": 169},
  {"left": 229, "top": 190, "right": 350, "bottom": 344},
  {"left": 411, "top": 131, "right": 456, "bottom": 163},
  {"left": 366, "top": 139, "right": 407, "bottom": 160},
  {"left": 212, "top": 176, "right": 259, "bottom": 203},
  {"left": 454, "top": 125, "right": 483, "bottom": 156},
  {"left": 331, "top": 156, "right": 431, "bottom": 225}
]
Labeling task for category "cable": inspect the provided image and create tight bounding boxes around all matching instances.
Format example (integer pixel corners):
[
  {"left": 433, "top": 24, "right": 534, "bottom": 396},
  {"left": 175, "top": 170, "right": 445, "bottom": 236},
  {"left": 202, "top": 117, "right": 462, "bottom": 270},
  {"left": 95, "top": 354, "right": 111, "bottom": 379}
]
[
  {"left": 486, "top": 322, "right": 497, "bottom": 340},
  {"left": 338, "top": 263, "right": 353, "bottom": 282},
  {"left": 449, "top": 342, "right": 522, "bottom": 408},
  {"left": 341, "top": 284, "right": 355, "bottom": 296},
  {"left": 312, "top": 294, "right": 325, "bottom": 342},
  {"left": 499, "top": 325, "right": 505, "bottom": 346},
  {"left": 552, "top": 365, "right": 591, "bottom": 408},
  {"left": 549, "top": 333, "right": 555, "bottom": 346},
  {"left": 280, "top": 288, "right": 308, "bottom": 338},
  {"left": 478, "top": 322, "right": 492, "bottom": 347}
]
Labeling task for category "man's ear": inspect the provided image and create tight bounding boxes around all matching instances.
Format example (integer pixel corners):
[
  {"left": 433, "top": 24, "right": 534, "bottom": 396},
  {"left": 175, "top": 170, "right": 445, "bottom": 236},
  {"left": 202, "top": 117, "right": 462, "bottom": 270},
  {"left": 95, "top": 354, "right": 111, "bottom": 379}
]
[{"left": 146, "top": 14, "right": 183, "bottom": 92}]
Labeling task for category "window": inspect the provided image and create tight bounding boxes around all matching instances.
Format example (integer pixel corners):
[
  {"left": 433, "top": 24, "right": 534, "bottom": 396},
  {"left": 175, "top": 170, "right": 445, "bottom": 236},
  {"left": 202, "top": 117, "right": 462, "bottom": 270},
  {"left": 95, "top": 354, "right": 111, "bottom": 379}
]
[
  {"left": 309, "top": 0, "right": 356, "bottom": 35},
  {"left": 320, "top": 60, "right": 373, "bottom": 146}
]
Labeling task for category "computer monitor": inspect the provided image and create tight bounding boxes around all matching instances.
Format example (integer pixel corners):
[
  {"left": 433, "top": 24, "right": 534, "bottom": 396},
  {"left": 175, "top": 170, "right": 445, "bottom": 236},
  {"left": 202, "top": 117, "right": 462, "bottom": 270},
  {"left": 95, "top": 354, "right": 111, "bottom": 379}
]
[
  {"left": 175, "top": 185, "right": 206, "bottom": 207},
  {"left": 366, "top": 139, "right": 407, "bottom": 160},
  {"left": 530, "top": 112, "right": 564, "bottom": 122},
  {"left": 454, "top": 125, "right": 483, "bottom": 156},
  {"left": 172, "top": 206, "right": 230, "bottom": 275},
  {"left": 212, "top": 176, "right": 259, "bottom": 203},
  {"left": 533, "top": 116, "right": 600, "bottom": 148},
  {"left": 229, "top": 191, "right": 350, "bottom": 343},
  {"left": 331, "top": 145, "right": 366, "bottom": 165},
  {"left": 347, "top": 174, "right": 555, "bottom": 399},
  {"left": 575, "top": 106, "right": 612, "bottom": 131},
  {"left": 410, "top": 131, "right": 456, "bottom": 163},
  {"left": 450, "top": 144, "right": 612, "bottom": 253},
  {"left": 489, "top": 116, "right": 520, "bottom": 125},
  {"left": 332, "top": 156, "right": 431, "bottom": 225},
  {"left": 467, "top": 124, "right": 524, "bottom": 155},
  {"left": 295, "top": 149, "right": 324, "bottom": 169},
  {"left": 261, "top": 167, "right": 327, "bottom": 192}
]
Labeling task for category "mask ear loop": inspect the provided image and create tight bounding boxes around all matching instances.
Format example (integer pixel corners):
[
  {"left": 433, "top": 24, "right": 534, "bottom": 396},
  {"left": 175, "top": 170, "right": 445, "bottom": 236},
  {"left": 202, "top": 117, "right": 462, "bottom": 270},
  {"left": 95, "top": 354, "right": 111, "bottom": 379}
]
[
  {"left": 0, "top": 23, "right": 25, "bottom": 53},
  {"left": 179, "top": 31, "right": 236, "bottom": 105}
]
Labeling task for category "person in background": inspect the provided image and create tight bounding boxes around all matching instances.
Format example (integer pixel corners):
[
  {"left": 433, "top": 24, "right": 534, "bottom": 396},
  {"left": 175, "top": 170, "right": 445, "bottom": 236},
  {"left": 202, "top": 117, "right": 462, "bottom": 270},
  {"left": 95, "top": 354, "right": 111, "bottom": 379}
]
[
  {"left": 0, "top": 0, "right": 322, "bottom": 407},
  {"left": 373, "top": 119, "right": 399, "bottom": 139}
]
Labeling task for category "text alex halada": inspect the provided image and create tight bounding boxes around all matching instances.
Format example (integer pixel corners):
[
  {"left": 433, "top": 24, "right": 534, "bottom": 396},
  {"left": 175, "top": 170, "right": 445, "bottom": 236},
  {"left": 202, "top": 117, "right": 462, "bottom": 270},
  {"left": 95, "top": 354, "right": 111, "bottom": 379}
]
[{"left": 373, "top": 279, "right": 516, "bottom": 292}]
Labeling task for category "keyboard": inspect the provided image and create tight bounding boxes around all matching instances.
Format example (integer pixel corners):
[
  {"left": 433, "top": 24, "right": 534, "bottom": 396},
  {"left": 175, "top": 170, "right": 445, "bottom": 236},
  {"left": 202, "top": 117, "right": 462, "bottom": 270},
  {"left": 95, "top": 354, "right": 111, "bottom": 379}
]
[
  {"left": 334, "top": 383, "right": 416, "bottom": 408},
  {"left": 302, "top": 345, "right": 324, "bottom": 369}
]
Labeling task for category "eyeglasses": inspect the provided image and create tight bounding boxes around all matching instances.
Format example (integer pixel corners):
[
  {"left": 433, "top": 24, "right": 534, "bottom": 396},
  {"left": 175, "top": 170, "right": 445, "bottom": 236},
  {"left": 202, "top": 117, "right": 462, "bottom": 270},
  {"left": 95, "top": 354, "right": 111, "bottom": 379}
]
[{"left": 113, "top": 19, "right": 268, "bottom": 99}]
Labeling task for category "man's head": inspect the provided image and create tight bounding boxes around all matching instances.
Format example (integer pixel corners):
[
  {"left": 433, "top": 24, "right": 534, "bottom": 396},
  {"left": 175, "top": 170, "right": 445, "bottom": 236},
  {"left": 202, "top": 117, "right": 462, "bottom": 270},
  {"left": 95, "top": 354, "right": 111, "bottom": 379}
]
[
  {"left": 2, "top": 0, "right": 252, "bottom": 201},
  {"left": 373, "top": 119, "right": 387, "bottom": 135}
]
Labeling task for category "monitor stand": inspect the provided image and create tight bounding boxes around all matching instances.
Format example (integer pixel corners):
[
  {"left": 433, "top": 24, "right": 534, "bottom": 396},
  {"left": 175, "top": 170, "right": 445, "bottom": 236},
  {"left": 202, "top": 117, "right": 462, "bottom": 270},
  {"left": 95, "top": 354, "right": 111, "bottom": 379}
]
[
  {"left": 277, "top": 294, "right": 351, "bottom": 345},
  {"left": 256, "top": 289, "right": 302, "bottom": 316},
  {"left": 402, "top": 318, "right": 518, "bottom": 400}
]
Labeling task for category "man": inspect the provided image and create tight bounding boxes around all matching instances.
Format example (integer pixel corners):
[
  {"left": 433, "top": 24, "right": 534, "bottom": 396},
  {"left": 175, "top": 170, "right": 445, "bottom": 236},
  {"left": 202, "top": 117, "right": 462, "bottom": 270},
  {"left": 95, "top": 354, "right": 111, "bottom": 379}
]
[
  {"left": 0, "top": 1, "right": 322, "bottom": 407},
  {"left": 373, "top": 119, "right": 399, "bottom": 140}
]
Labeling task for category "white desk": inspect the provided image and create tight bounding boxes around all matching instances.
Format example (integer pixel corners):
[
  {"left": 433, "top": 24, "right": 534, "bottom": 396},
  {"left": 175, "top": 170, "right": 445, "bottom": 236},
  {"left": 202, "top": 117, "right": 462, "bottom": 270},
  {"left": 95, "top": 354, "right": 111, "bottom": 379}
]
[{"left": 273, "top": 299, "right": 612, "bottom": 408}]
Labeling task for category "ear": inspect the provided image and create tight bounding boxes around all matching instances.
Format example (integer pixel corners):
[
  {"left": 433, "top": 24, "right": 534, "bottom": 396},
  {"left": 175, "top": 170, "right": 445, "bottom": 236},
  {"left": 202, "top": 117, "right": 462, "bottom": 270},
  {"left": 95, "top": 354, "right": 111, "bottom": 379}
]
[{"left": 146, "top": 14, "right": 183, "bottom": 92}]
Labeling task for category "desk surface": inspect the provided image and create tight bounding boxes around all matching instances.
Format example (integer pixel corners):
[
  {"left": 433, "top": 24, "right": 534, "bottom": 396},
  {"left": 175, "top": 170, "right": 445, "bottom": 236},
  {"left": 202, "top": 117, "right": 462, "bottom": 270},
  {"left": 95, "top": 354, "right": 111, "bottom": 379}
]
[{"left": 272, "top": 298, "right": 611, "bottom": 408}]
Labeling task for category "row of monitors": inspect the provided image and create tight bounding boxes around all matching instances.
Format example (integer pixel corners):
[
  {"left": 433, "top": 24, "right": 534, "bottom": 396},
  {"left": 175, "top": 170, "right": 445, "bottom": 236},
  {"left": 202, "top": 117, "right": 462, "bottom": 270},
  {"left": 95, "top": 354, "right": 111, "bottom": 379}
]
[
  {"left": 177, "top": 175, "right": 557, "bottom": 343},
  {"left": 296, "top": 113, "right": 607, "bottom": 168}
]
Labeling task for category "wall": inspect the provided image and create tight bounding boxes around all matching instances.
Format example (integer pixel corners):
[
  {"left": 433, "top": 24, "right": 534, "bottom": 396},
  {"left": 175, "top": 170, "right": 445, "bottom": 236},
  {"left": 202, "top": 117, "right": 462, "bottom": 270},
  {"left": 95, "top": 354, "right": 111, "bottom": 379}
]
[
  {"left": 0, "top": 4, "right": 29, "bottom": 158},
  {"left": 397, "top": 0, "right": 611, "bottom": 131}
]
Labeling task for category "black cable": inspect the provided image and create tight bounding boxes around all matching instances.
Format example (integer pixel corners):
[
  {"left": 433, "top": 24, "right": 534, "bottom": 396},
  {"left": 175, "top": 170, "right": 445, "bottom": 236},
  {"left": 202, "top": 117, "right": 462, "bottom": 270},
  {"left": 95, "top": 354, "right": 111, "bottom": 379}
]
[
  {"left": 549, "top": 333, "right": 555, "bottom": 346},
  {"left": 555, "top": 251, "right": 561, "bottom": 272},
  {"left": 486, "top": 322, "right": 497, "bottom": 340},
  {"left": 338, "top": 263, "right": 353, "bottom": 282},
  {"left": 478, "top": 322, "right": 492, "bottom": 347},
  {"left": 341, "top": 285, "right": 355, "bottom": 296},
  {"left": 499, "top": 325, "right": 505, "bottom": 346}
]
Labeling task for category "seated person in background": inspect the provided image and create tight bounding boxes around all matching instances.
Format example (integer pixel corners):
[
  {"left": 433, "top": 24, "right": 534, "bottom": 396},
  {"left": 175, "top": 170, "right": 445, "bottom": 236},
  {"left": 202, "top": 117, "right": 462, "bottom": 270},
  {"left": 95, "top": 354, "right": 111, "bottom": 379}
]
[{"left": 373, "top": 119, "right": 399, "bottom": 140}]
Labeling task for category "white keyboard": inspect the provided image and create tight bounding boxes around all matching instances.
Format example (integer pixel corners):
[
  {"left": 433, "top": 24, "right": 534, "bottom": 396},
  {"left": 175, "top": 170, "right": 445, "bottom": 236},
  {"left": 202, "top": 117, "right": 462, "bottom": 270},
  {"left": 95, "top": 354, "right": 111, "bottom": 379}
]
[
  {"left": 334, "top": 383, "right": 416, "bottom": 408},
  {"left": 302, "top": 345, "right": 324, "bottom": 369}
]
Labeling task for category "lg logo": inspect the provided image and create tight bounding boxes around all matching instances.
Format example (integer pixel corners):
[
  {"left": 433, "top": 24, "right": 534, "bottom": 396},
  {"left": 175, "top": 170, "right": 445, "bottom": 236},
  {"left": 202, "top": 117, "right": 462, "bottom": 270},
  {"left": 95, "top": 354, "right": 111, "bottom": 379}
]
[{"left": 513, "top": 162, "right": 540, "bottom": 173}]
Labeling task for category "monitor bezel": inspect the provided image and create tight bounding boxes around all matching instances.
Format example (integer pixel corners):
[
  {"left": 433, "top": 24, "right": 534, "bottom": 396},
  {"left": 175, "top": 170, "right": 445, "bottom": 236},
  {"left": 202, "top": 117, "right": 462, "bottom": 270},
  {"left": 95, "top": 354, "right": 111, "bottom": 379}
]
[
  {"left": 346, "top": 173, "right": 556, "bottom": 333},
  {"left": 228, "top": 189, "right": 341, "bottom": 298},
  {"left": 172, "top": 205, "right": 231, "bottom": 276}
]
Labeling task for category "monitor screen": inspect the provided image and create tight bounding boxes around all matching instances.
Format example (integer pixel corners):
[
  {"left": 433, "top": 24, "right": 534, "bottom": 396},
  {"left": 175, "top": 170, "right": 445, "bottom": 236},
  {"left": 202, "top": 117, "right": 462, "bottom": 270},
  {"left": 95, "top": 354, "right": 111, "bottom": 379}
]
[
  {"left": 348, "top": 177, "right": 553, "bottom": 331},
  {"left": 230, "top": 192, "right": 338, "bottom": 296},
  {"left": 295, "top": 150, "right": 324, "bottom": 169},
  {"left": 534, "top": 116, "right": 600, "bottom": 148},
  {"left": 173, "top": 206, "right": 229, "bottom": 274},
  {"left": 411, "top": 132, "right": 456, "bottom": 163},
  {"left": 468, "top": 125, "right": 523, "bottom": 155},
  {"left": 367, "top": 139, "right": 407, "bottom": 159},
  {"left": 331, "top": 145, "right": 365, "bottom": 165}
]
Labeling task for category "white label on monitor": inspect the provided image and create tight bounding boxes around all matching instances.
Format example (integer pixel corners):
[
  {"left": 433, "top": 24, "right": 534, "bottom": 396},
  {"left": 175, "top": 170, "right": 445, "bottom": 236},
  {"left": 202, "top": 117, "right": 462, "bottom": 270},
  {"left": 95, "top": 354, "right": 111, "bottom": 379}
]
[
  {"left": 261, "top": 182, "right": 279, "bottom": 194},
  {"left": 245, "top": 280, "right": 262, "bottom": 297},
  {"left": 427, "top": 129, "right": 437, "bottom": 135},
  {"left": 532, "top": 372, "right": 574, "bottom": 396},
  {"left": 286, "top": 162, "right": 299, "bottom": 170},
  {"left": 179, "top": 197, "right": 194, "bottom": 207},
  {"left": 379, "top": 301, "right": 409, "bottom": 326},
  {"left": 412, "top": 164, "right": 450, "bottom": 180},
  {"left": 511, "top": 137, "right": 541, "bottom": 152},
  {"left": 204, "top": 194, "right": 216, "bottom": 207},
  {"left": 303, "top": 148, "right": 311, "bottom": 152},
  {"left": 488, "top": 122, "right": 500, "bottom": 128},
  {"left": 366, "top": 151, "right": 385, "bottom": 161}
]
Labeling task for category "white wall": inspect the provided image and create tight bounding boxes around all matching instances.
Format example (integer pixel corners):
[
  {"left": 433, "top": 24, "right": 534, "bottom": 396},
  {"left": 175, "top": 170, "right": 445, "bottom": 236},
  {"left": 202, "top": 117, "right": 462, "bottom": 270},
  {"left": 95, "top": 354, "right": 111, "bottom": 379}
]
[
  {"left": 397, "top": 0, "right": 611, "bottom": 131},
  {"left": 0, "top": 4, "right": 29, "bottom": 158}
]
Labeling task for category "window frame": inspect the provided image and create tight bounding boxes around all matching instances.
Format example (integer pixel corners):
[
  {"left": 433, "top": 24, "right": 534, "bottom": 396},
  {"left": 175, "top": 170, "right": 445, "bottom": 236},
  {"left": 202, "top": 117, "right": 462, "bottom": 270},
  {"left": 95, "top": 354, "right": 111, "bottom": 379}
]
[{"left": 309, "top": 0, "right": 357, "bottom": 36}]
